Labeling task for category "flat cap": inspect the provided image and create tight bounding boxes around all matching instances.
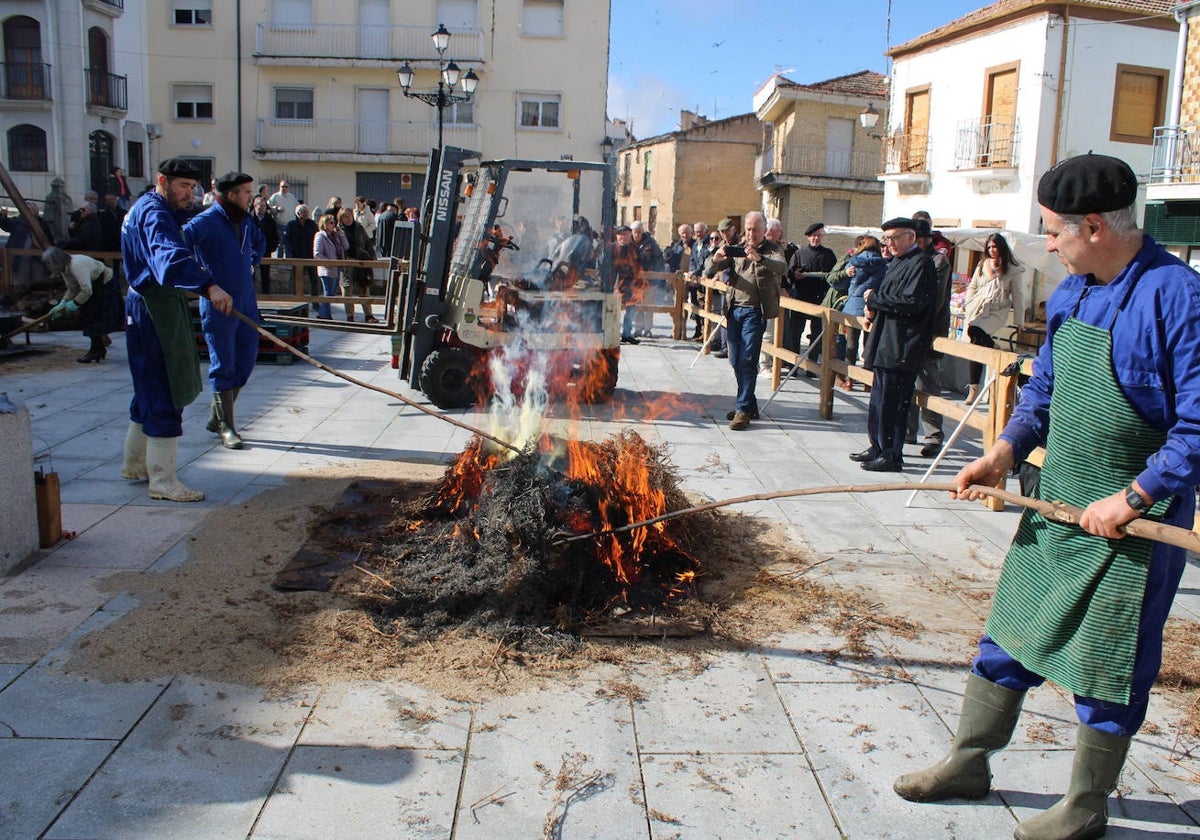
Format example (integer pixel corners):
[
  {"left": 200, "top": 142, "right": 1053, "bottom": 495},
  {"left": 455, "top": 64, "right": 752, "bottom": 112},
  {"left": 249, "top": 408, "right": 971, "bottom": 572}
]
[
  {"left": 717, "top": 217, "right": 736, "bottom": 232},
  {"left": 613, "top": 224, "right": 632, "bottom": 233},
  {"left": 158, "top": 157, "right": 203, "bottom": 180},
  {"left": 880, "top": 217, "right": 917, "bottom": 231},
  {"left": 1037, "top": 153, "right": 1137, "bottom": 215},
  {"left": 804, "top": 222, "right": 825, "bottom": 236},
  {"left": 216, "top": 170, "right": 254, "bottom": 192}
]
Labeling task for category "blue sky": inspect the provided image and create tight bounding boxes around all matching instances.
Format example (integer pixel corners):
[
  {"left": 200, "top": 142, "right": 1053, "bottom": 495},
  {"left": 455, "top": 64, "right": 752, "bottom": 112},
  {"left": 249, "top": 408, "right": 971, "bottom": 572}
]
[{"left": 608, "top": 0, "right": 987, "bottom": 139}]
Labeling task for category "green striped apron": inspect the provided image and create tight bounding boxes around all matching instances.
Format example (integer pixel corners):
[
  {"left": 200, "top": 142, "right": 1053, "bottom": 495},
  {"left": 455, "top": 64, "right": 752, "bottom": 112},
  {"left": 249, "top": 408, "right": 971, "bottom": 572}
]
[{"left": 985, "top": 297, "right": 1170, "bottom": 704}]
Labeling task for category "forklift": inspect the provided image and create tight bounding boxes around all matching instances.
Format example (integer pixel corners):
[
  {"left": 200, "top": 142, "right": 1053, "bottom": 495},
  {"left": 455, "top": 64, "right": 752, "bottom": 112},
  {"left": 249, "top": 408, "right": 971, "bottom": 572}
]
[{"left": 273, "top": 146, "right": 621, "bottom": 409}]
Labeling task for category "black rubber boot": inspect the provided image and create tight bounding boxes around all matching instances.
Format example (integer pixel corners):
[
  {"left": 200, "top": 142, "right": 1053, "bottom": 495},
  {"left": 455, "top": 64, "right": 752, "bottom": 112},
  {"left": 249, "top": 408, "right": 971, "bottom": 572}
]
[
  {"left": 213, "top": 390, "right": 244, "bottom": 449},
  {"left": 894, "top": 673, "right": 1026, "bottom": 802},
  {"left": 1013, "top": 724, "right": 1131, "bottom": 840}
]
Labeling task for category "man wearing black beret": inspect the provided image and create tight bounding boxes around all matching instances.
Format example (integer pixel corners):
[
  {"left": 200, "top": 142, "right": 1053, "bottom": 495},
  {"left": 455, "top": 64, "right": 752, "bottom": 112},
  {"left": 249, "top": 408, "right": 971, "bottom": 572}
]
[
  {"left": 850, "top": 216, "right": 937, "bottom": 471},
  {"left": 896, "top": 154, "right": 1200, "bottom": 840},
  {"left": 119, "top": 158, "right": 234, "bottom": 501},
  {"left": 185, "top": 171, "right": 266, "bottom": 450},
  {"left": 783, "top": 221, "right": 837, "bottom": 361}
]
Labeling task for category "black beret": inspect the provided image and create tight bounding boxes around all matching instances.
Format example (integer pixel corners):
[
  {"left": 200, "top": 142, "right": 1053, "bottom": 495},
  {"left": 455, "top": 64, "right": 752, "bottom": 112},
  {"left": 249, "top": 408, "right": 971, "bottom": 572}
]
[
  {"left": 158, "top": 157, "right": 202, "bottom": 180},
  {"left": 216, "top": 171, "right": 254, "bottom": 192},
  {"left": 804, "top": 222, "right": 825, "bottom": 236},
  {"left": 1037, "top": 153, "right": 1137, "bottom": 215},
  {"left": 881, "top": 217, "right": 917, "bottom": 231}
]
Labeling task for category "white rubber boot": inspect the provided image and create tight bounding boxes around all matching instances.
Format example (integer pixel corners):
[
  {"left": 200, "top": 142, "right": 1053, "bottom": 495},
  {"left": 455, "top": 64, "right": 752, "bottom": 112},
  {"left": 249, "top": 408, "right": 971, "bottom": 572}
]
[
  {"left": 120, "top": 421, "right": 149, "bottom": 480},
  {"left": 145, "top": 437, "right": 204, "bottom": 502}
]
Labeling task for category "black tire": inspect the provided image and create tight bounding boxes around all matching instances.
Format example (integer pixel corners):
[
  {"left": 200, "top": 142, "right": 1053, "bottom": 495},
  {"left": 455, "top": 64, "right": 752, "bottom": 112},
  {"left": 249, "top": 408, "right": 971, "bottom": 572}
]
[
  {"left": 419, "top": 347, "right": 482, "bottom": 409},
  {"left": 578, "top": 349, "right": 619, "bottom": 404}
]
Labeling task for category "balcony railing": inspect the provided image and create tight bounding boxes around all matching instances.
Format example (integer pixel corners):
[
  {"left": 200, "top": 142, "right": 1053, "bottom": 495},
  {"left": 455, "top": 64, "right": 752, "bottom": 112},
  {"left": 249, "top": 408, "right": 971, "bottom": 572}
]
[
  {"left": 255, "top": 23, "right": 485, "bottom": 62},
  {"left": 85, "top": 69, "right": 127, "bottom": 111},
  {"left": 83, "top": 0, "right": 124, "bottom": 14},
  {"left": 759, "top": 146, "right": 880, "bottom": 181},
  {"left": 954, "top": 118, "right": 1019, "bottom": 169},
  {"left": 1149, "top": 124, "right": 1200, "bottom": 186},
  {"left": 1, "top": 62, "right": 51, "bottom": 101},
  {"left": 254, "top": 118, "right": 482, "bottom": 156},
  {"left": 883, "top": 132, "right": 930, "bottom": 175}
]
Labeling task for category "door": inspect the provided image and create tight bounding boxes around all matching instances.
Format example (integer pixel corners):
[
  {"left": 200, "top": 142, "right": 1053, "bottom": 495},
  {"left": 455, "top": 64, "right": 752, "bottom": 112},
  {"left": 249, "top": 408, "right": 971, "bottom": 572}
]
[
  {"left": 87, "top": 27, "right": 109, "bottom": 106},
  {"left": 983, "top": 65, "right": 1018, "bottom": 166},
  {"left": 357, "top": 88, "right": 390, "bottom": 154},
  {"left": 89, "top": 130, "right": 114, "bottom": 197},
  {"left": 825, "top": 117, "right": 854, "bottom": 177},
  {"left": 904, "top": 88, "right": 930, "bottom": 172},
  {"left": 357, "top": 0, "right": 390, "bottom": 59},
  {"left": 3, "top": 16, "right": 44, "bottom": 99}
]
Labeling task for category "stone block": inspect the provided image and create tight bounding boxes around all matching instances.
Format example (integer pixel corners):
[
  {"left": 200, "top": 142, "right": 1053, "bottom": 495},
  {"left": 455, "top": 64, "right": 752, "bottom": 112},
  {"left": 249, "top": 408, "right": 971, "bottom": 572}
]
[{"left": 0, "top": 395, "right": 38, "bottom": 573}]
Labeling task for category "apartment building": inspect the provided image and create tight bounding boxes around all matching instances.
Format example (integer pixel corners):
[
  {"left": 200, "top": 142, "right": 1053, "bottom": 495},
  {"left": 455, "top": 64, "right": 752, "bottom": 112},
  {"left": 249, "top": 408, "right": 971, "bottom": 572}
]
[
  {"left": 147, "top": 0, "right": 610, "bottom": 210},
  {"left": 1, "top": 0, "right": 153, "bottom": 207}
]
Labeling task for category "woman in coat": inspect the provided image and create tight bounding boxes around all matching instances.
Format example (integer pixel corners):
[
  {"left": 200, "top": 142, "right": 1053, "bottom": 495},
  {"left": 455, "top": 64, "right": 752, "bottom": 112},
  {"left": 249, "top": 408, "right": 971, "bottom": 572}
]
[
  {"left": 961, "top": 233, "right": 1022, "bottom": 402},
  {"left": 41, "top": 246, "right": 123, "bottom": 362},
  {"left": 337, "top": 206, "right": 376, "bottom": 322},
  {"left": 313, "top": 212, "right": 349, "bottom": 320}
]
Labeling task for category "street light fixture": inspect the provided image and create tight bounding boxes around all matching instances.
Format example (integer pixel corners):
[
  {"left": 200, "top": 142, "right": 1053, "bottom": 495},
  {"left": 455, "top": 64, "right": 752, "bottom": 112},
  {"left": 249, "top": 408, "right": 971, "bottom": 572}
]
[{"left": 397, "top": 23, "right": 478, "bottom": 163}]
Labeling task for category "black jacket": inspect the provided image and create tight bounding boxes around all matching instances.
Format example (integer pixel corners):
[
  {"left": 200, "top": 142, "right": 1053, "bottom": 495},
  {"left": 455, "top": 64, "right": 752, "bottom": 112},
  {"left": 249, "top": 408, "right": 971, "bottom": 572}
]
[
  {"left": 863, "top": 246, "right": 938, "bottom": 374},
  {"left": 787, "top": 243, "right": 836, "bottom": 302},
  {"left": 285, "top": 217, "right": 318, "bottom": 259},
  {"left": 251, "top": 210, "right": 279, "bottom": 255}
]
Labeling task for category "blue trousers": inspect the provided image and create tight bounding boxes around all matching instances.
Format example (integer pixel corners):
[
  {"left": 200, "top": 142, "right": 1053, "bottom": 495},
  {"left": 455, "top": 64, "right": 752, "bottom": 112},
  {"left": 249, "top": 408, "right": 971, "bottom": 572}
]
[
  {"left": 318, "top": 273, "right": 339, "bottom": 319},
  {"left": 201, "top": 301, "right": 259, "bottom": 393},
  {"left": 727, "top": 305, "right": 765, "bottom": 414}
]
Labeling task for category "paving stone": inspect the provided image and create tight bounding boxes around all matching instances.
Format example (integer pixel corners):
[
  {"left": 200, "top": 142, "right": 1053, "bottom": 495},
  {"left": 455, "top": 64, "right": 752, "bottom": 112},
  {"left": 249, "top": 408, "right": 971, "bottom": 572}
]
[
  {"left": 45, "top": 677, "right": 315, "bottom": 840},
  {"left": 0, "top": 737, "right": 117, "bottom": 839},
  {"left": 0, "top": 663, "right": 27, "bottom": 690},
  {"left": 0, "top": 565, "right": 114, "bottom": 662},
  {"left": 251, "top": 746, "right": 461, "bottom": 839},
  {"left": 301, "top": 683, "right": 471, "bottom": 750},
  {"left": 41, "top": 506, "right": 205, "bottom": 571},
  {"left": 455, "top": 683, "right": 644, "bottom": 839},
  {"left": 640, "top": 752, "right": 838, "bottom": 839}
]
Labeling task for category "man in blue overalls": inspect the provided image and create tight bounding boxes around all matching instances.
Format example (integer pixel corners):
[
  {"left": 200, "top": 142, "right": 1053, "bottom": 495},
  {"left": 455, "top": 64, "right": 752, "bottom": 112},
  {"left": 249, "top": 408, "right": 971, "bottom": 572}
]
[
  {"left": 119, "top": 158, "right": 232, "bottom": 501},
  {"left": 894, "top": 154, "right": 1200, "bottom": 840},
  {"left": 186, "top": 171, "right": 266, "bottom": 449}
]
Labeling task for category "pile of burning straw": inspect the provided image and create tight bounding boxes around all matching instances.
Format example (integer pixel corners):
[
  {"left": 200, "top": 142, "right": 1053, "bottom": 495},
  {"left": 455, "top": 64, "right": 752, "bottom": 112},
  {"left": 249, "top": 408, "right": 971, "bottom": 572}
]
[{"left": 349, "top": 430, "right": 705, "bottom": 645}]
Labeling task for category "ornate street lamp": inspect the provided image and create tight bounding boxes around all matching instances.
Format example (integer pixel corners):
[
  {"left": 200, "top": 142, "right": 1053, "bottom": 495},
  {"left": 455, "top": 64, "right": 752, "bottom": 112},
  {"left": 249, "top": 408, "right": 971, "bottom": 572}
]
[{"left": 397, "top": 24, "right": 479, "bottom": 162}]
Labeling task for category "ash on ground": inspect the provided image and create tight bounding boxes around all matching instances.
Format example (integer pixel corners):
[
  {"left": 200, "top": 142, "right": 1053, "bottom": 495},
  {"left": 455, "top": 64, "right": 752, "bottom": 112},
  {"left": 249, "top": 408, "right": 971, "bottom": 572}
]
[{"left": 340, "top": 431, "right": 710, "bottom": 648}]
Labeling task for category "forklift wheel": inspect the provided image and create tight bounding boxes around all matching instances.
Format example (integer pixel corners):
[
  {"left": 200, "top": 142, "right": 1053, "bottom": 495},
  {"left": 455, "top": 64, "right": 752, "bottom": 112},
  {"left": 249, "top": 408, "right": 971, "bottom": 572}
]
[{"left": 420, "top": 347, "right": 481, "bottom": 409}]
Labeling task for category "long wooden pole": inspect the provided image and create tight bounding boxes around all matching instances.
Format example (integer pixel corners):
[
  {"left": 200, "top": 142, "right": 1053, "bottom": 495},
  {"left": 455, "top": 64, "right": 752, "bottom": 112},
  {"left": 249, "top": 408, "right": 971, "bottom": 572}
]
[
  {"left": 0, "top": 160, "right": 53, "bottom": 251},
  {"left": 552, "top": 481, "right": 1200, "bottom": 555},
  {"left": 1, "top": 310, "right": 55, "bottom": 342}
]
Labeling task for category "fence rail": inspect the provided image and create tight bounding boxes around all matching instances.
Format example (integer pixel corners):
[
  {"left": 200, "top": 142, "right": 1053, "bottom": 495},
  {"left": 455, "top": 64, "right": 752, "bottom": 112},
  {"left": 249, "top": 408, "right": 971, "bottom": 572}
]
[
  {"left": 1, "top": 62, "right": 51, "bottom": 100},
  {"left": 85, "top": 69, "right": 127, "bottom": 111}
]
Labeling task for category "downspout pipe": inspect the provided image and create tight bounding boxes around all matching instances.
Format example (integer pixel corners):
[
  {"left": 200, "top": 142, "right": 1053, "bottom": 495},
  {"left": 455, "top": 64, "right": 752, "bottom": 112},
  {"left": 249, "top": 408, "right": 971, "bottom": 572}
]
[
  {"left": 1168, "top": 3, "right": 1199, "bottom": 128},
  {"left": 1051, "top": 4, "right": 1070, "bottom": 167},
  {"left": 236, "top": 0, "right": 244, "bottom": 169}
]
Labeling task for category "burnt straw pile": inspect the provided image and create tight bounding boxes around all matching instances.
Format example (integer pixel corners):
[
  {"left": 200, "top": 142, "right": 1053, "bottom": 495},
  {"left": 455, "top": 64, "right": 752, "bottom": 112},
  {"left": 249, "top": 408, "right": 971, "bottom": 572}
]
[{"left": 349, "top": 430, "right": 705, "bottom": 644}]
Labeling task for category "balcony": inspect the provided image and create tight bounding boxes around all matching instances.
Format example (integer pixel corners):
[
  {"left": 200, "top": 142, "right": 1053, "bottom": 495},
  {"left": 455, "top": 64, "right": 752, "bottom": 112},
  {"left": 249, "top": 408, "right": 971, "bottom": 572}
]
[
  {"left": 82, "top": 0, "right": 124, "bottom": 16},
  {"left": 1, "top": 62, "right": 51, "bottom": 103},
  {"left": 953, "top": 118, "right": 1019, "bottom": 184},
  {"left": 757, "top": 146, "right": 881, "bottom": 188},
  {"left": 1147, "top": 125, "right": 1200, "bottom": 200},
  {"left": 254, "top": 118, "right": 483, "bottom": 161},
  {"left": 85, "top": 69, "right": 127, "bottom": 113},
  {"left": 881, "top": 132, "right": 930, "bottom": 182},
  {"left": 254, "top": 23, "right": 485, "bottom": 65}
]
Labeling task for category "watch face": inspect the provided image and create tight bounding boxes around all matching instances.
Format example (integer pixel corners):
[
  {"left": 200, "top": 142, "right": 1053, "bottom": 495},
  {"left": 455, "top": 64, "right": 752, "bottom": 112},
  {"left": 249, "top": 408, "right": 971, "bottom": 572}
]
[{"left": 1125, "top": 488, "right": 1146, "bottom": 510}]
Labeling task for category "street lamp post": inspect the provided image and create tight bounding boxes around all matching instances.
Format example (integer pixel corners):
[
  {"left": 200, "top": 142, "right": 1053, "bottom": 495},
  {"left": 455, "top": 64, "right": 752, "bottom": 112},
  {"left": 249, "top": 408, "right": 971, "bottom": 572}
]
[{"left": 397, "top": 24, "right": 479, "bottom": 163}]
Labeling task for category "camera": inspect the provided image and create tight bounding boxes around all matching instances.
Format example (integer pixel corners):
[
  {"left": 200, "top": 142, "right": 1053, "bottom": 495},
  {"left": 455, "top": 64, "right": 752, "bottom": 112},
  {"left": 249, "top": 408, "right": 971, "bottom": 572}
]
[{"left": 724, "top": 245, "right": 745, "bottom": 258}]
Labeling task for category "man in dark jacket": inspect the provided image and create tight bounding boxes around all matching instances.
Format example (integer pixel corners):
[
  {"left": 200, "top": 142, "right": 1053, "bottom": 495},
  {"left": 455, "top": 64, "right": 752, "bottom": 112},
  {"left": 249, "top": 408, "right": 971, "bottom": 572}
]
[
  {"left": 907, "top": 215, "right": 954, "bottom": 457},
  {"left": 249, "top": 195, "right": 280, "bottom": 293},
  {"left": 851, "top": 217, "right": 937, "bottom": 472},
  {"left": 285, "top": 204, "right": 319, "bottom": 298},
  {"left": 784, "top": 222, "right": 837, "bottom": 355},
  {"left": 376, "top": 199, "right": 400, "bottom": 258}
]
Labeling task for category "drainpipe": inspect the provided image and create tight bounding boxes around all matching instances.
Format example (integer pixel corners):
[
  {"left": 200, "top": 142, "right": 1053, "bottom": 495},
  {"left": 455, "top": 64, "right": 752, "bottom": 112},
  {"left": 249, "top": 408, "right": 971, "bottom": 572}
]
[
  {"left": 1050, "top": 3, "right": 1070, "bottom": 167},
  {"left": 1169, "top": 4, "right": 1196, "bottom": 128},
  {"left": 236, "top": 0, "right": 244, "bottom": 169}
]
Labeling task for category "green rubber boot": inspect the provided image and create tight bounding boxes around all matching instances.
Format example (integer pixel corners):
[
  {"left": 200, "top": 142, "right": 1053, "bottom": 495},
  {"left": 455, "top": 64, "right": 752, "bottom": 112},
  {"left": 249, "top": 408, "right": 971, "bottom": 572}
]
[
  {"left": 1013, "top": 724, "right": 1131, "bottom": 840},
  {"left": 894, "top": 673, "right": 1026, "bottom": 802}
]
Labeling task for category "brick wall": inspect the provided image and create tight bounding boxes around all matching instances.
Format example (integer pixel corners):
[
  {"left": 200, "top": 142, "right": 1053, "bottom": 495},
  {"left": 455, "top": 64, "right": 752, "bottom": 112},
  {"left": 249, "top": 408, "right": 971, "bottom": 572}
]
[{"left": 1182, "top": 10, "right": 1200, "bottom": 126}]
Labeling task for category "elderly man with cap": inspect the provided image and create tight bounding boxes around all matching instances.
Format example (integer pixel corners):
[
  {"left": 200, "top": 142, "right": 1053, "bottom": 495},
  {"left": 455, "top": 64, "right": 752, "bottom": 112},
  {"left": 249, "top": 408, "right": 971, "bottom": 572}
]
[
  {"left": 850, "top": 217, "right": 937, "bottom": 471},
  {"left": 784, "top": 221, "right": 837, "bottom": 360},
  {"left": 119, "top": 158, "right": 233, "bottom": 501},
  {"left": 894, "top": 153, "right": 1200, "bottom": 840},
  {"left": 185, "top": 171, "right": 266, "bottom": 450}
]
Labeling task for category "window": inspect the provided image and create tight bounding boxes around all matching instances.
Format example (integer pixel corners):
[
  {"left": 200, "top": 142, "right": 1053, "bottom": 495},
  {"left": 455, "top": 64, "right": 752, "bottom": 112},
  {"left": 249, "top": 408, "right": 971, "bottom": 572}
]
[
  {"left": 173, "top": 0, "right": 212, "bottom": 25},
  {"left": 521, "top": 0, "right": 563, "bottom": 37},
  {"left": 1111, "top": 64, "right": 1167, "bottom": 145},
  {"left": 436, "top": 0, "right": 477, "bottom": 29},
  {"left": 126, "top": 140, "right": 144, "bottom": 177},
  {"left": 272, "top": 0, "right": 312, "bottom": 26},
  {"left": 642, "top": 149, "right": 652, "bottom": 189},
  {"left": 274, "top": 87, "right": 313, "bottom": 120},
  {"left": 822, "top": 198, "right": 851, "bottom": 227},
  {"left": 7, "top": 124, "right": 47, "bottom": 171},
  {"left": 519, "top": 93, "right": 559, "bottom": 129},
  {"left": 445, "top": 99, "right": 474, "bottom": 125},
  {"left": 173, "top": 84, "right": 213, "bottom": 120}
]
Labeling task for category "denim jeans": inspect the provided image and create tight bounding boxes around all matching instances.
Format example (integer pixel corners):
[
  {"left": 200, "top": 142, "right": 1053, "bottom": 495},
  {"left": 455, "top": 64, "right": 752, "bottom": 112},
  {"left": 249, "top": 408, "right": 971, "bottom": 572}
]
[
  {"left": 727, "top": 305, "right": 765, "bottom": 414},
  {"left": 318, "top": 272, "right": 339, "bottom": 318}
]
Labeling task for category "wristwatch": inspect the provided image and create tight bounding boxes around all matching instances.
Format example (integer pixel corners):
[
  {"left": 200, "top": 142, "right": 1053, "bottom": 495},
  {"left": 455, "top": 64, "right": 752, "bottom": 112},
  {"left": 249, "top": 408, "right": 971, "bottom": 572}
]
[{"left": 1124, "top": 485, "right": 1149, "bottom": 512}]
